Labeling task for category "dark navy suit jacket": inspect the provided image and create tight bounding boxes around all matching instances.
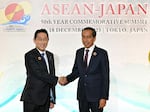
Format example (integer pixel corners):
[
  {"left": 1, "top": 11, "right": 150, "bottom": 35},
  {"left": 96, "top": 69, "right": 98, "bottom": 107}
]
[
  {"left": 20, "top": 48, "right": 58, "bottom": 105},
  {"left": 67, "top": 46, "right": 109, "bottom": 102}
]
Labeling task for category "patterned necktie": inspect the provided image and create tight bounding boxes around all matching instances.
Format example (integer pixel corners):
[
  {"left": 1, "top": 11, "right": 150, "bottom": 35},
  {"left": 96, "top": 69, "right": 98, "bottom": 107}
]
[{"left": 84, "top": 49, "right": 89, "bottom": 68}]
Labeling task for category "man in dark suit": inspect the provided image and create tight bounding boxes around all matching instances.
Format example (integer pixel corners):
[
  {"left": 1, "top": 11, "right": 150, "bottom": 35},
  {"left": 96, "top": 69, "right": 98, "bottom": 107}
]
[
  {"left": 20, "top": 29, "right": 58, "bottom": 112},
  {"left": 59, "top": 27, "right": 110, "bottom": 112}
]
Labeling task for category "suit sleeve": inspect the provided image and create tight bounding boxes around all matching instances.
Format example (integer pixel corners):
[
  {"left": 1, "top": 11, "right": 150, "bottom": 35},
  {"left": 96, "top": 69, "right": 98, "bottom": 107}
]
[
  {"left": 67, "top": 51, "right": 79, "bottom": 82},
  {"left": 25, "top": 53, "right": 58, "bottom": 87},
  {"left": 101, "top": 51, "right": 110, "bottom": 100}
]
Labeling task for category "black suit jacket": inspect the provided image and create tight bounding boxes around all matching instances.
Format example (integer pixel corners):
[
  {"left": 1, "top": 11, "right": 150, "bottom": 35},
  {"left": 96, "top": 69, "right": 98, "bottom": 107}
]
[
  {"left": 20, "top": 48, "right": 58, "bottom": 105},
  {"left": 67, "top": 46, "right": 109, "bottom": 102}
]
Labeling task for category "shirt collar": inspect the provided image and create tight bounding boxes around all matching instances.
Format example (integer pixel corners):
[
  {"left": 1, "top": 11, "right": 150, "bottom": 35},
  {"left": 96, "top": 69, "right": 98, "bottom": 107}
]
[
  {"left": 84, "top": 44, "right": 95, "bottom": 52},
  {"left": 36, "top": 48, "right": 46, "bottom": 55}
]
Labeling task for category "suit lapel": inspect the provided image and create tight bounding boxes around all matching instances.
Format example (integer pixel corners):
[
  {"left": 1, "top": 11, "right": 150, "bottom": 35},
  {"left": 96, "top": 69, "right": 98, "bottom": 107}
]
[
  {"left": 34, "top": 49, "right": 48, "bottom": 72},
  {"left": 79, "top": 48, "right": 85, "bottom": 69}
]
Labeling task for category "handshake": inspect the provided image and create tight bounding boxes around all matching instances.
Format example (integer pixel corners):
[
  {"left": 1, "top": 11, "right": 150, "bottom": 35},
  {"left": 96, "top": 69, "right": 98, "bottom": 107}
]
[{"left": 58, "top": 76, "right": 68, "bottom": 86}]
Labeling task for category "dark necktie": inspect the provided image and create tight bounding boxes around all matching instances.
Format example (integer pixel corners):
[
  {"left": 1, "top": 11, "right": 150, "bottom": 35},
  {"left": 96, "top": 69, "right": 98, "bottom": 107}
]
[
  {"left": 41, "top": 53, "right": 46, "bottom": 63},
  {"left": 41, "top": 53, "right": 49, "bottom": 71},
  {"left": 84, "top": 49, "right": 89, "bottom": 68}
]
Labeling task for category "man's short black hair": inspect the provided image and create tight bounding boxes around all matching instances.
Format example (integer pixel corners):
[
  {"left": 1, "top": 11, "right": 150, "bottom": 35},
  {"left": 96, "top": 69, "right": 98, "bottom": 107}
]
[
  {"left": 82, "top": 27, "right": 96, "bottom": 37},
  {"left": 34, "top": 29, "right": 49, "bottom": 40}
]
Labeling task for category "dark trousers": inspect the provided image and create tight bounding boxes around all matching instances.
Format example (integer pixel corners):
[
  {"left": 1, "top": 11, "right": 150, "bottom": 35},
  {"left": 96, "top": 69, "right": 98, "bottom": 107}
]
[
  {"left": 23, "top": 100, "right": 50, "bottom": 112},
  {"left": 78, "top": 100, "right": 103, "bottom": 112}
]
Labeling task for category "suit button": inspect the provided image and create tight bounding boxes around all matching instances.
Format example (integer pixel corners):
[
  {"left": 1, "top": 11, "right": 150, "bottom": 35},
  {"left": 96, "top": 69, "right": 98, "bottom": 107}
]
[
  {"left": 85, "top": 75, "right": 87, "bottom": 77},
  {"left": 84, "top": 83, "right": 86, "bottom": 86}
]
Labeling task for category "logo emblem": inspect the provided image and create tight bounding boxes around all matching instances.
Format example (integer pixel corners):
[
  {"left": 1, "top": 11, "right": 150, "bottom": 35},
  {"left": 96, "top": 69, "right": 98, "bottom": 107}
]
[{"left": 0, "top": 1, "right": 32, "bottom": 25}]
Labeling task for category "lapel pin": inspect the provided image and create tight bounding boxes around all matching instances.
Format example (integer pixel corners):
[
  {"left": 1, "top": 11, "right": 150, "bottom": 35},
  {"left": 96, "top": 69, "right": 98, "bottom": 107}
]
[
  {"left": 38, "top": 56, "right": 42, "bottom": 60},
  {"left": 93, "top": 52, "right": 97, "bottom": 56}
]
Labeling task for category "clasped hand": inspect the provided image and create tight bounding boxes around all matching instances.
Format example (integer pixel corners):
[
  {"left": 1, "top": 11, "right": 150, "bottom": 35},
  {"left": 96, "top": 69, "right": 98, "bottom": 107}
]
[{"left": 58, "top": 77, "right": 68, "bottom": 85}]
